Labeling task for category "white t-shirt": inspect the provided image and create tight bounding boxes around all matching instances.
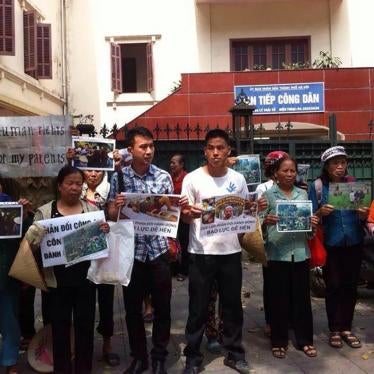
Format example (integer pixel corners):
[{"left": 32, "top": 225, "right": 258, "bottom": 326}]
[
  {"left": 182, "top": 167, "right": 249, "bottom": 255},
  {"left": 255, "top": 180, "right": 274, "bottom": 198}
]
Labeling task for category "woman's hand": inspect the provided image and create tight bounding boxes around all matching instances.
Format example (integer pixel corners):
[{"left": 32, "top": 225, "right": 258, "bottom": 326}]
[
  {"left": 357, "top": 207, "right": 369, "bottom": 221},
  {"left": 317, "top": 204, "right": 334, "bottom": 217},
  {"left": 227, "top": 157, "right": 238, "bottom": 167},
  {"left": 181, "top": 204, "right": 203, "bottom": 223},
  {"left": 310, "top": 215, "right": 319, "bottom": 230},
  {"left": 257, "top": 197, "right": 268, "bottom": 212},
  {"left": 99, "top": 222, "right": 110, "bottom": 233},
  {"left": 17, "top": 198, "right": 32, "bottom": 219},
  {"left": 114, "top": 193, "right": 126, "bottom": 208},
  {"left": 263, "top": 214, "right": 278, "bottom": 226},
  {"left": 179, "top": 195, "right": 189, "bottom": 208}
]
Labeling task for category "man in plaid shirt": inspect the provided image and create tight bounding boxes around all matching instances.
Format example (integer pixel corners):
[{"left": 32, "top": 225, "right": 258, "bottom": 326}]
[{"left": 109, "top": 127, "right": 178, "bottom": 374}]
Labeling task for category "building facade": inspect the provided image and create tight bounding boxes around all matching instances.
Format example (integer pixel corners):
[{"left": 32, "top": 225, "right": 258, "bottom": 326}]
[{"left": 1, "top": 0, "right": 374, "bottom": 137}]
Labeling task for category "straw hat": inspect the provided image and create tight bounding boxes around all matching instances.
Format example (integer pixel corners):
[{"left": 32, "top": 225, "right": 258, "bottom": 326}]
[
  {"left": 27, "top": 325, "right": 54, "bottom": 373},
  {"left": 27, "top": 325, "right": 75, "bottom": 373},
  {"left": 8, "top": 238, "right": 48, "bottom": 291}
]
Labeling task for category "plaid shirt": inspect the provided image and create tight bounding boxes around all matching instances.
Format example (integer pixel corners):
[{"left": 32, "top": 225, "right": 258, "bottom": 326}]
[{"left": 109, "top": 164, "right": 174, "bottom": 262}]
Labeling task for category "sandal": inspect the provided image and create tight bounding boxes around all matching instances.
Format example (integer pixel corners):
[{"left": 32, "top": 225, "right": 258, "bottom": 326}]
[
  {"left": 302, "top": 345, "right": 317, "bottom": 357},
  {"left": 329, "top": 332, "right": 343, "bottom": 348},
  {"left": 6, "top": 366, "right": 19, "bottom": 374},
  {"left": 340, "top": 332, "right": 362, "bottom": 348},
  {"left": 272, "top": 347, "right": 287, "bottom": 359}
]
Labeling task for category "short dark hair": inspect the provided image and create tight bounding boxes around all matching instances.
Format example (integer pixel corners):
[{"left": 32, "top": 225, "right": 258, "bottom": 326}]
[
  {"left": 171, "top": 153, "right": 185, "bottom": 166},
  {"left": 57, "top": 165, "right": 84, "bottom": 186},
  {"left": 126, "top": 126, "right": 153, "bottom": 146},
  {"left": 205, "top": 129, "right": 230, "bottom": 146},
  {"left": 273, "top": 156, "right": 298, "bottom": 173}
]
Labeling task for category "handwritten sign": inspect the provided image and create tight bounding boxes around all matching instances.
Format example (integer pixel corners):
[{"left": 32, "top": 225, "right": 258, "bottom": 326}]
[
  {"left": 37, "top": 211, "right": 105, "bottom": 267},
  {"left": 0, "top": 115, "right": 71, "bottom": 177},
  {"left": 119, "top": 193, "right": 181, "bottom": 238}
]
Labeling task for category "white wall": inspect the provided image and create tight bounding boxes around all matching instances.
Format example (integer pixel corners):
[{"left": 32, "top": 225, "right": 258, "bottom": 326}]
[{"left": 0, "top": 0, "right": 64, "bottom": 115}]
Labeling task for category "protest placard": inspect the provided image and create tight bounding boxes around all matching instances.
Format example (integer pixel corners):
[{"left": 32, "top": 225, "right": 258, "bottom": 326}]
[
  {"left": 0, "top": 203, "right": 23, "bottom": 239},
  {"left": 72, "top": 136, "right": 115, "bottom": 171},
  {"left": 276, "top": 200, "right": 313, "bottom": 232},
  {"left": 37, "top": 210, "right": 105, "bottom": 267},
  {"left": 119, "top": 193, "right": 181, "bottom": 238},
  {"left": 232, "top": 154, "right": 261, "bottom": 185},
  {"left": 0, "top": 115, "right": 71, "bottom": 177},
  {"left": 63, "top": 221, "right": 109, "bottom": 266},
  {"left": 328, "top": 181, "right": 371, "bottom": 210},
  {"left": 199, "top": 194, "right": 256, "bottom": 238}
]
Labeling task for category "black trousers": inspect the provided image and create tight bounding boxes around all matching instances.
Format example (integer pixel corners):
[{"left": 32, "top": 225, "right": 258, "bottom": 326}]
[
  {"left": 123, "top": 253, "right": 172, "bottom": 363},
  {"left": 19, "top": 287, "right": 51, "bottom": 339},
  {"left": 184, "top": 252, "right": 245, "bottom": 366},
  {"left": 49, "top": 280, "right": 96, "bottom": 374},
  {"left": 323, "top": 244, "right": 363, "bottom": 332},
  {"left": 262, "top": 266, "right": 270, "bottom": 324},
  {"left": 267, "top": 260, "right": 313, "bottom": 348},
  {"left": 96, "top": 284, "right": 115, "bottom": 338}
]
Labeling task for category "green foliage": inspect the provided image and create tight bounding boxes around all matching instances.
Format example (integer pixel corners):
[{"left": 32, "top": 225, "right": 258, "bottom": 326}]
[
  {"left": 282, "top": 61, "right": 310, "bottom": 70},
  {"left": 170, "top": 79, "right": 182, "bottom": 93},
  {"left": 312, "top": 51, "right": 342, "bottom": 69}
]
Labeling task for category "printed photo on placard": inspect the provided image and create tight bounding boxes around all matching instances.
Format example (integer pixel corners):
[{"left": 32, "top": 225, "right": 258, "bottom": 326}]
[
  {"left": 245, "top": 192, "right": 258, "bottom": 218},
  {"left": 63, "top": 221, "right": 109, "bottom": 266},
  {"left": 0, "top": 203, "right": 23, "bottom": 239},
  {"left": 328, "top": 181, "right": 371, "bottom": 210},
  {"left": 296, "top": 164, "right": 310, "bottom": 185},
  {"left": 119, "top": 193, "right": 181, "bottom": 238},
  {"left": 72, "top": 136, "right": 115, "bottom": 171},
  {"left": 276, "top": 200, "right": 312, "bottom": 232},
  {"left": 199, "top": 194, "right": 256, "bottom": 238},
  {"left": 232, "top": 154, "right": 261, "bottom": 185}
]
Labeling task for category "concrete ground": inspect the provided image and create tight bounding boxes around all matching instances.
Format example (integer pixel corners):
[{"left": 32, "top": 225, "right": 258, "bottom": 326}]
[{"left": 13, "top": 260, "right": 374, "bottom": 373}]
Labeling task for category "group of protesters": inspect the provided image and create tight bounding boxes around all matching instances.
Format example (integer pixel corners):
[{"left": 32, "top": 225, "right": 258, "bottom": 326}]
[{"left": 1, "top": 125, "right": 373, "bottom": 374}]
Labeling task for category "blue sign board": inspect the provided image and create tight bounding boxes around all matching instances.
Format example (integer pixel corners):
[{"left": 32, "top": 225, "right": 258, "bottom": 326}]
[{"left": 234, "top": 82, "right": 325, "bottom": 115}]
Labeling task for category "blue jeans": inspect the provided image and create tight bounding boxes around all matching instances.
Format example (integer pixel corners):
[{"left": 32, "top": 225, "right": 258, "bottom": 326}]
[{"left": 0, "top": 281, "right": 21, "bottom": 367}]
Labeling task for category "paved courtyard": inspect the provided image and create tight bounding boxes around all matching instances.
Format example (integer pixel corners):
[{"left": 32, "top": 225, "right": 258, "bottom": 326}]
[{"left": 15, "top": 260, "right": 374, "bottom": 374}]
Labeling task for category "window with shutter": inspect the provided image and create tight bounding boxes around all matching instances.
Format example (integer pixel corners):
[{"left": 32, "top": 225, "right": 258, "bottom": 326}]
[
  {"left": 111, "top": 42, "right": 122, "bottom": 93},
  {"left": 37, "top": 23, "right": 52, "bottom": 78},
  {"left": 24, "top": 10, "right": 37, "bottom": 75},
  {"left": 146, "top": 42, "right": 153, "bottom": 92},
  {"left": 0, "top": 0, "right": 14, "bottom": 55}
]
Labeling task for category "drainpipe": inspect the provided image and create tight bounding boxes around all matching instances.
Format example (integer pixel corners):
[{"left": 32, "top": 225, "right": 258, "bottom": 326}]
[
  {"left": 60, "top": 0, "right": 68, "bottom": 115},
  {"left": 327, "top": 0, "right": 333, "bottom": 55}
]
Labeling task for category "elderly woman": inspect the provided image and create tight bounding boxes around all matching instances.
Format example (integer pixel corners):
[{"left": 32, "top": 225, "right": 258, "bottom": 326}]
[
  {"left": 33, "top": 165, "right": 109, "bottom": 374},
  {"left": 0, "top": 176, "right": 31, "bottom": 374},
  {"left": 308, "top": 146, "right": 369, "bottom": 349},
  {"left": 262, "top": 157, "right": 319, "bottom": 359}
]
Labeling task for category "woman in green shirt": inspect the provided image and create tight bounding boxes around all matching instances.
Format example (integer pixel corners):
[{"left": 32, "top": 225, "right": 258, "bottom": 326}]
[{"left": 262, "top": 157, "right": 319, "bottom": 359}]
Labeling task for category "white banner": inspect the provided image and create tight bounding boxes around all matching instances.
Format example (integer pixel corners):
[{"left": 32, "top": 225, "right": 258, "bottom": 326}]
[
  {"left": 199, "top": 194, "right": 256, "bottom": 238},
  {"left": 38, "top": 211, "right": 106, "bottom": 267},
  {"left": 119, "top": 193, "right": 181, "bottom": 238},
  {"left": 0, "top": 115, "right": 71, "bottom": 177}
]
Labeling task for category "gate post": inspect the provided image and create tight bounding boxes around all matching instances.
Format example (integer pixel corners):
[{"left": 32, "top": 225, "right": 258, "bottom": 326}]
[{"left": 329, "top": 113, "right": 337, "bottom": 146}]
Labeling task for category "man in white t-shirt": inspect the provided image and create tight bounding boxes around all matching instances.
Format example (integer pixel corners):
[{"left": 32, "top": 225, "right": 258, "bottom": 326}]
[{"left": 181, "top": 129, "right": 259, "bottom": 374}]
